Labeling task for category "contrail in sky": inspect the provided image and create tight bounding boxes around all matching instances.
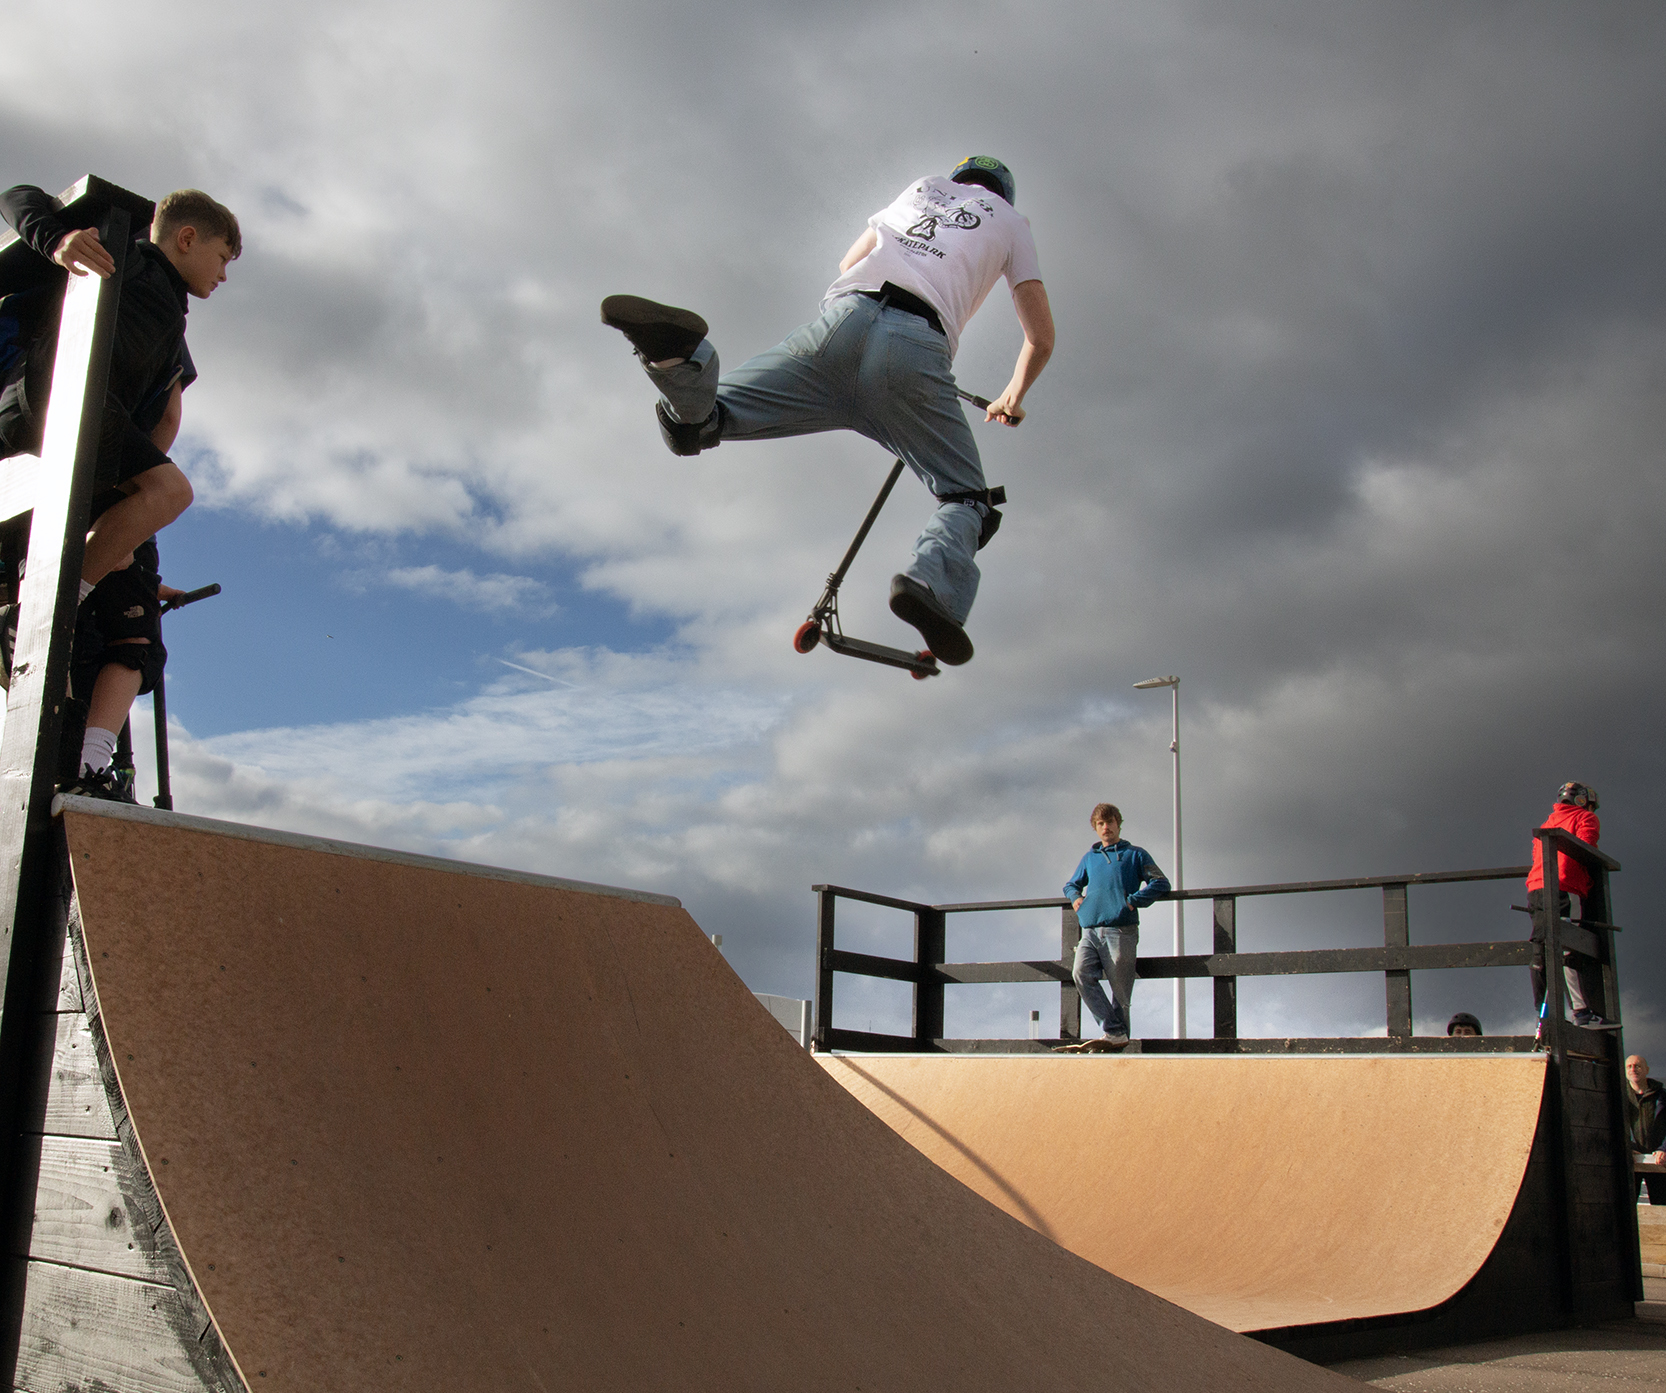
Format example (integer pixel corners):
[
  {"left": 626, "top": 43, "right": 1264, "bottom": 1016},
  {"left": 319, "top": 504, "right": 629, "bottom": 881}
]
[{"left": 497, "top": 659, "right": 581, "bottom": 688}]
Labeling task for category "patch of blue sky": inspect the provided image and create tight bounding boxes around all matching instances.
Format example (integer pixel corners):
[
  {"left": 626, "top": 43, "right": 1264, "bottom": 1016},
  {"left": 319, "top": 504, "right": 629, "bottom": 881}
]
[{"left": 152, "top": 500, "right": 681, "bottom": 739}]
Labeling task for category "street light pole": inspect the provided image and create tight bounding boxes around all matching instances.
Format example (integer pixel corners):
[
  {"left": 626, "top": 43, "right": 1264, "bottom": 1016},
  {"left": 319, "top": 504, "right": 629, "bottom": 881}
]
[{"left": 1133, "top": 675, "right": 1184, "bottom": 1039}]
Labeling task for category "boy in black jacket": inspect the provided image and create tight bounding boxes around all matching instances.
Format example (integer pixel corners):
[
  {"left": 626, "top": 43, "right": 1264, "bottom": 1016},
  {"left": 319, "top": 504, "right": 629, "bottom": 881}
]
[{"left": 0, "top": 185, "right": 239, "bottom": 797}]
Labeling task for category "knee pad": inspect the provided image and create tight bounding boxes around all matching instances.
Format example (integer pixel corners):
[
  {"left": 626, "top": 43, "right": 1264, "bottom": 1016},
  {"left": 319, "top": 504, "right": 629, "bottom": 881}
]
[
  {"left": 656, "top": 401, "right": 725, "bottom": 457},
  {"left": 95, "top": 635, "right": 167, "bottom": 696},
  {"left": 90, "top": 565, "right": 161, "bottom": 645},
  {"left": 974, "top": 503, "right": 1002, "bottom": 550},
  {"left": 937, "top": 486, "right": 1006, "bottom": 550}
]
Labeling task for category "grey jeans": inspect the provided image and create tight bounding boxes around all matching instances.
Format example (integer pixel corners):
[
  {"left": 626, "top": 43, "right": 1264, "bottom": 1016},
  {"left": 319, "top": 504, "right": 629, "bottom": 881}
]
[
  {"left": 644, "top": 294, "right": 990, "bottom": 624},
  {"left": 1074, "top": 924, "right": 1139, "bottom": 1037}
]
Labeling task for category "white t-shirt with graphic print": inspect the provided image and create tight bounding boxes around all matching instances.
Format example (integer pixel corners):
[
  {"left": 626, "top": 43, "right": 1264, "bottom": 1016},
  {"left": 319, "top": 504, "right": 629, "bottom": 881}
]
[{"left": 821, "top": 175, "right": 1043, "bottom": 359}]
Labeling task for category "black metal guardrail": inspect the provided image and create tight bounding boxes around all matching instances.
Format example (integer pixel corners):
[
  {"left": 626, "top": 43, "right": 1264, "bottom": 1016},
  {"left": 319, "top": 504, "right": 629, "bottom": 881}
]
[{"left": 813, "top": 828, "right": 1621, "bottom": 1059}]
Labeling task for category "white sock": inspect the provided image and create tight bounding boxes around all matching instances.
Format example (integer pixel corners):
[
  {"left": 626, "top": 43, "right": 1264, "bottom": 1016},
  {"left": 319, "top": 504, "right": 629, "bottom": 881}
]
[
  {"left": 80, "top": 727, "right": 118, "bottom": 774},
  {"left": 78, "top": 579, "right": 95, "bottom": 604}
]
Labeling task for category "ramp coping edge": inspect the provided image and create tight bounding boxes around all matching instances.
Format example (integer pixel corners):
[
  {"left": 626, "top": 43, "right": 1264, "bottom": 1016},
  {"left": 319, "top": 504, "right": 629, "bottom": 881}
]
[{"left": 54, "top": 795, "right": 682, "bottom": 907}]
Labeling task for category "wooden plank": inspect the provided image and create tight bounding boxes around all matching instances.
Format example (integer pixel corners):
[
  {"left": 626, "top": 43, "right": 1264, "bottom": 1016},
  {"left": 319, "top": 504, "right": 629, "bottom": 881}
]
[
  {"left": 821, "top": 1026, "right": 921, "bottom": 1052},
  {"left": 55, "top": 927, "right": 82, "bottom": 1014},
  {"left": 810, "top": 883, "right": 931, "bottom": 914},
  {"left": 1132, "top": 1035, "right": 1541, "bottom": 1054},
  {"left": 1163, "top": 865, "right": 1530, "bottom": 900},
  {"left": 1136, "top": 941, "right": 1536, "bottom": 979},
  {"left": 1566, "top": 1088, "right": 1612, "bottom": 1132},
  {"left": 938, "top": 960, "right": 1070, "bottom": 985},
  {"left": 1383, "top": 884, "right": 1412, "bottom": 1039},
  {"left": 1060, "top": 904, "right": 1082, "bottom": 1041},
  {"left": 1569, "top": 1123, "right": 1618, "bottom": 1169},
  {"left": 913, "top": 909, "right": 945, "bottom": 1047},
  {"left": 1213, "top": 896, "right": 1237, "bottom": 1040},
  {"left": 1539, "top": 826, "right": 1621, "bottom": 874},
  {"left": 1567, "top": 1056, "right": 1603, "bottom": 1091},
  {"left": 825, "top": 948, "right": 918, "bottom": 983},
  {"left": 14, "top": 1261, "right": 237, "bottom": 1393},
  {"left": 27, "top": 1136, "right": 169, "bottom": 1282},
  {"left": 28, "top": 1013, "right": 119, "bottom": 1140}
]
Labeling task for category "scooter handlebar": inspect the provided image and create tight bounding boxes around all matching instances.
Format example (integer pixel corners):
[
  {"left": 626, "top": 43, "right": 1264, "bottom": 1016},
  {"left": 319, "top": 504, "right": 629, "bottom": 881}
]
[{"left": 162, "top": 582, "right": 222, "bottom": 612}]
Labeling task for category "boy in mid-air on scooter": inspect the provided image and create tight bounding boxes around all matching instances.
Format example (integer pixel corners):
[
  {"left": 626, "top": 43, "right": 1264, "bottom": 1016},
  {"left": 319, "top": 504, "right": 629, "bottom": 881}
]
[{"left": 602, "top": 156, "right": 1053, "bottom": 667}]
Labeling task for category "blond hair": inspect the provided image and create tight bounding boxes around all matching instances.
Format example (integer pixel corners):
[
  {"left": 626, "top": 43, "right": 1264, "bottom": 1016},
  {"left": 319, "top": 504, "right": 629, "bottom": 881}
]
[{"left": 153, "top": 189, "right": 241, "bottom": 258}]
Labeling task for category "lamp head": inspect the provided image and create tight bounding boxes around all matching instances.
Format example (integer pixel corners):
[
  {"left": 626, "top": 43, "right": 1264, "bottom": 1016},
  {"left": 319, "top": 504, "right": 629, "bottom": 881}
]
[{"left": 1133, "top": 676, "right": 1179, "bottom": 689}]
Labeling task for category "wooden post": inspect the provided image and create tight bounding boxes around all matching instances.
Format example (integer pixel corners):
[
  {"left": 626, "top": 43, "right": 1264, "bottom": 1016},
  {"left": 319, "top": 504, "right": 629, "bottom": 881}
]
[
  {"left": 1537, "top": 827, "right": 1580, "bottom": 1315},
  {"left": 1383, "top": 883, "right": 1411, "bottom": 1038},
  {"left": 0, "top": 181, "right": 150, "bottom": 1391},
  {"left": 913, "top": 908, "right": 945, "bottom": 1051},
  {"left": 1213, "top": 895, "right": 1237, "bottom": 1040},
  {"left": 1060, "top": 904, "right": 1081, "bottom": 1042},
  {"left": 814, "top": 889, "right": 836, "bottom": 1052}
]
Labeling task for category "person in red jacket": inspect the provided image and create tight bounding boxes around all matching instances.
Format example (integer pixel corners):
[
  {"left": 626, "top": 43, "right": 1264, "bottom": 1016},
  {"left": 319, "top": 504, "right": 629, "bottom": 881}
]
[{"left": 1526, "top": 781, "right": 1605, "bottom": 1027}]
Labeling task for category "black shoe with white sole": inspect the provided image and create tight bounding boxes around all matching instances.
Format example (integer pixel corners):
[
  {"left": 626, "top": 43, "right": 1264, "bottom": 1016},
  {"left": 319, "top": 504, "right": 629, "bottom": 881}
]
[
  {"left": 600, "top": 295, "right": 709, "bottom": 364},
  {"left": 888, "top": 574, "right": 973, "bottom": 666}
]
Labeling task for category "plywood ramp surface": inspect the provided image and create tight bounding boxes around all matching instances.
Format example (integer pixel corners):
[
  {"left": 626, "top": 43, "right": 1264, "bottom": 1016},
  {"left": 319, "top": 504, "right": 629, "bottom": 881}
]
[
  {"left": 822, "top": 1052, "right": 1546, "bottom": 1333},
  {"left": 61, "top": 805, "right": 1357, "bottom": 1393}
]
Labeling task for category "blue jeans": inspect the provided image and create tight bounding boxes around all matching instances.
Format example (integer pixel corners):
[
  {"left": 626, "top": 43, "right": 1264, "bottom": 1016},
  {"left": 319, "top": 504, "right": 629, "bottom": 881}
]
[
  {"left": 644, "top": 294, "right": 989, "bottom": 624},
  {"left": 1074, "top": 924, "right": 1139, "bottom": 1037}
]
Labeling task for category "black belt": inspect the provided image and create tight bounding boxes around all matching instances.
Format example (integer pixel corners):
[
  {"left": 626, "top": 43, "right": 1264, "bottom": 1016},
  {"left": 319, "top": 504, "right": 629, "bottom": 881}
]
[{"left": 860, "top": 282, "right": 945, "bottom": 337}]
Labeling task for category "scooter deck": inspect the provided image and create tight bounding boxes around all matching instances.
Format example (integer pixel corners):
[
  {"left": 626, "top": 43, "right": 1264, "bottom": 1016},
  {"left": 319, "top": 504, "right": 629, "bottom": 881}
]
[{"left": 822, "top": 629, "right": 939, "bottom": 678}]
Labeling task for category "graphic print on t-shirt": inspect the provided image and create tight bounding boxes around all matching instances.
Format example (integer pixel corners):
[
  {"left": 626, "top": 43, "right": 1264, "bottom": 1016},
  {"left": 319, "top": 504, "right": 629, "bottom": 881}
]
[{"left": 905, "top": 202, "right": 984, "bottom": 241}]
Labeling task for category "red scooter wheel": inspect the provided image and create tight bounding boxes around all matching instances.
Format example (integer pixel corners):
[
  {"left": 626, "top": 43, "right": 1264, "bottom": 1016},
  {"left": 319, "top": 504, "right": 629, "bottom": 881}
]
[
  {"left": 912, "top": 651, "right": 934, "bottom": 680},
  {"left": 793, "top": 621, "right": 822, "bottom": 654}
]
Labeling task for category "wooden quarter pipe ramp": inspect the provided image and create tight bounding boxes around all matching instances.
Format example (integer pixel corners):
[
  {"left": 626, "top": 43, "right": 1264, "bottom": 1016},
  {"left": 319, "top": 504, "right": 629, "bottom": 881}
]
[
  {"left": 822, "top": 1053, "right": 1548, "bottom": 1336},
  {"left": 15, "top": 800, "right": 1359, "bottom": 1392}
]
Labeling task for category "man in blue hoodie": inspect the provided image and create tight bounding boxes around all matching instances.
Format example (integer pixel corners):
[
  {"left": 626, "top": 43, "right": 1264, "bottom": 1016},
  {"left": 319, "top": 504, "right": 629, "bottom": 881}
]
[{"left": 1060, "top": 803, "right": 1170, "bottom": 1048}]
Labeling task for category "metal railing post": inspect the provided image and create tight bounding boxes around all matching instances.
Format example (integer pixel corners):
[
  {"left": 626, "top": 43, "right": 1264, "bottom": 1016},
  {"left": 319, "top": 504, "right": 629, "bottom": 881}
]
[
  {"left": 1383, "top": 883, "right": 1411, "bottom": 1037},
  {"left": 1213, "top": 896, "right": 1237, "bottom": 1039},
  {"left": 151, "top": 668, "right": 173, "bottom": 810}
]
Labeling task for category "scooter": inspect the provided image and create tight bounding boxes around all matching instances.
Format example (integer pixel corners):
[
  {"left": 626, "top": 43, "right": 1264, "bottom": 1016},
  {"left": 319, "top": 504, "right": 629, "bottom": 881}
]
[{"left": 792, "top": 390, "right": 1003, "bottom": 680}]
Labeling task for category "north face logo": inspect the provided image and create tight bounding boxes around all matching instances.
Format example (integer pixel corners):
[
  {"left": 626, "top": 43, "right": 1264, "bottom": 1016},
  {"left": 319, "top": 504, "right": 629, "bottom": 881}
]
[{"left": 122, "top": 605, "right": 145, "bottom": 619}]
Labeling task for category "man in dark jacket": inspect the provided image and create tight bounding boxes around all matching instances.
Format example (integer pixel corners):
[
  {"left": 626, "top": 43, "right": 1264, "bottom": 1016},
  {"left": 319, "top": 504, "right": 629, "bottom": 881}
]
[
  {"left": 1626, "top": 1055, "right": 1666, "bottom": 1205},
  {"left": 1058, "top": 802, "right": 1170, "bottom": 1049},
  {"left": 1, "top": 185, "right": 238, "bottom": 796}
]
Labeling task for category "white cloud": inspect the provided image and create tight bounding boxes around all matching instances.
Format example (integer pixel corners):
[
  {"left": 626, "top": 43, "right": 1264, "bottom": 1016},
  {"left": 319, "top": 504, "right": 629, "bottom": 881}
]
[{"left": 376, "top": 564, "right": 557, "bottom": 615}]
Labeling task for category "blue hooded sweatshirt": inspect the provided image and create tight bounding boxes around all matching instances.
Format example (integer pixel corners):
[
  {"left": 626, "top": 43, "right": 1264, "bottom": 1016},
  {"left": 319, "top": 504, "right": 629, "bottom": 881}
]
[{"left": 1063, "top": 840, "right": 1171, "bottom": 929}]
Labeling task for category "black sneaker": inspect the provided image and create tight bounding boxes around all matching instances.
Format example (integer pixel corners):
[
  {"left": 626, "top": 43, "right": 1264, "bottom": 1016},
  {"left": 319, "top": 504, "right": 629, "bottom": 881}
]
[
  {"left": 60, "top": 765, "right": 129, "bottom": 803},
  {"left": 600, "top": 295, "right": 708, "bottom": 363},
  {"left": 889, "top": 574, "right": 973, "bottom": 666},
  {"left": 106, "top": 764, "right": 138, "bottom": 805}
]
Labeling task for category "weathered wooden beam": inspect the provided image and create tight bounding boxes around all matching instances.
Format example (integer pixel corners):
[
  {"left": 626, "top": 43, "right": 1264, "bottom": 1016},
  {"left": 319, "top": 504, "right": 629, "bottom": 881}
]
[
  {"left": 819, "top": 1026, "right": 922, "bottom": 1053},
  {"left": 825, "top": 947, "right": 918, "bottom": 983},
  {"left": 1213, "top": 896, "right": 1237, "bottom": 1040},
  {"left": 0, "top": 178, "right": 154, "bottom": 1393},
  {"left": 936, "top": 960, "right": 1071, "bottom": 985},
  {"left": 810, "top": 883, "right": 931, "bottom": 914}
]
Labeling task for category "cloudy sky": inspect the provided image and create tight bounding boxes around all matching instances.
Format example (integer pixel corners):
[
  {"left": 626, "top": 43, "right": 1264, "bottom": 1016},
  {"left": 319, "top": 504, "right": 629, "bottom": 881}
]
[{"left": 6, "top": 0, "right": 1662, "bottom": 1051}]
